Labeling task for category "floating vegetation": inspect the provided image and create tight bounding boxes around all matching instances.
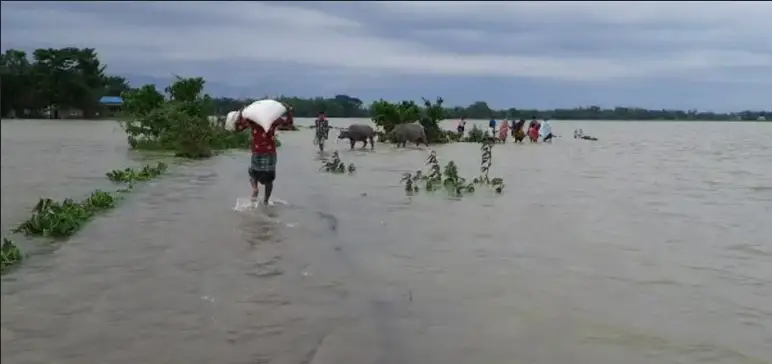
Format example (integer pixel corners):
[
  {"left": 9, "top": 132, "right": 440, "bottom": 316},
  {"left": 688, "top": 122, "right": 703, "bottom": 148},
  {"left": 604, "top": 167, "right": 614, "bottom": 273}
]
[
  {"left": 320, "top": 151, "right": 356, "bottom": 174},
  {"left": 13, "top": 190, "right": 122, "bottom": 238},
  {"left": 401, "top": 143, "right": 505, "bottom": 196},
  {"left": 1, "top": 238, "right": 24, "bottom": 272},
  {"left": 106, "top": 162, "right": 168, "bottom": 184}
]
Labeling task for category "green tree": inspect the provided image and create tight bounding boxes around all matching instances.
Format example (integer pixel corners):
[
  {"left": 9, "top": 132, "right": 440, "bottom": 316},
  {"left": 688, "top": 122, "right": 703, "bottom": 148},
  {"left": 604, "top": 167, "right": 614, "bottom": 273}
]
[
  {"left": 0, "top": 49, "right": 38, "bottom": 117},
  {"left": 121, "top": 76, "right": 250, "bottom": 159}
]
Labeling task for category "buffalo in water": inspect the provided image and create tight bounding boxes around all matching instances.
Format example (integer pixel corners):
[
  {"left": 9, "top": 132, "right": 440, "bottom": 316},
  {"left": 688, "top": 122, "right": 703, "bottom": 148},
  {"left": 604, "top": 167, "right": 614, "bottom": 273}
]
[
  {"left": 390, "top": 122, "right": 429, "bottom": 148},
  {"left": 338, "top": 124, "right": 375, "bottom": 150}
]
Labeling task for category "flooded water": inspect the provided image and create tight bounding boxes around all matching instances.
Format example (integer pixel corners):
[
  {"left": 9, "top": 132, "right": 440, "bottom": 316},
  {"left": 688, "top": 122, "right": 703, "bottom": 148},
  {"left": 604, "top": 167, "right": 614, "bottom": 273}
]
[{"left": 2, "top": 118, "right": 771, "bottom": 364}]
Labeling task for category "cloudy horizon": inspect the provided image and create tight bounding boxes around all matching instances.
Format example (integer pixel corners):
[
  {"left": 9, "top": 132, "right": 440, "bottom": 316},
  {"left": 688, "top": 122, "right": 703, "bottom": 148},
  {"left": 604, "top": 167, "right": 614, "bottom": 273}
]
[{"left": 1, "top": 1, "right": 771, "bottom": 111}]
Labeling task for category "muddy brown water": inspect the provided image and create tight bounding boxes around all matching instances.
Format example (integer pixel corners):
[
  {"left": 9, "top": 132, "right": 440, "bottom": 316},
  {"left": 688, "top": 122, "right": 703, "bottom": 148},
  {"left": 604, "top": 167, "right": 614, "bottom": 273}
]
[{"left": 2, "top": 118, "right": 771, "bottom": 364}]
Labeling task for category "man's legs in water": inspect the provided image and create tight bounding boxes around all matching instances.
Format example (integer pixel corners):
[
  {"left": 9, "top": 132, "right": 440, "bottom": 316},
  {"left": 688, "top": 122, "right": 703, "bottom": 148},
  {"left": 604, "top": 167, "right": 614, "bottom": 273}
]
[
  {"left": 263, "top": 180, "right": 273, "bottom": 204},
  {"left": 248, "top": 170, "right": 260, "bottom": 201},
  {"left": 250, "top": 153, "right": 277, "bottom": 205}
]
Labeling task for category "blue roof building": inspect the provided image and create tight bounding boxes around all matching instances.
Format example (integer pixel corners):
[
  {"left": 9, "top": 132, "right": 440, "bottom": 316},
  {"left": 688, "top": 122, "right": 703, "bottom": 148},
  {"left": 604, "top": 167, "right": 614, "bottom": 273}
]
[{"left": 99, "top": 96, "right": 123, "bottom": 105}]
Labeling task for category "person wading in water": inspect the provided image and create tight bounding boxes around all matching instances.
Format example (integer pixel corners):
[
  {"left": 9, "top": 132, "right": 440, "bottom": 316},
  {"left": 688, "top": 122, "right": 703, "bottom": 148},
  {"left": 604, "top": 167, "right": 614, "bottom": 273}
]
[
  {"left": 234, "top": 104, "right": 293, "bottom": 205},
  {"left": 311, "top": 111, "right": 330, "bottom": 152},
  {"left": 457, "top": 116, "right": 467, "bottom": 135}
]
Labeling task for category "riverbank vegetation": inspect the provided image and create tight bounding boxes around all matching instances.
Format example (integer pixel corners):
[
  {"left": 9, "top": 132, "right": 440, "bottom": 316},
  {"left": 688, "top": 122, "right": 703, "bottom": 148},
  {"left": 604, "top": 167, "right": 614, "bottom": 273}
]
[
  {"left": 401, "top": 141, "right": 504, "bottom": 197},
  {"left": 2, "top": 47, "right": 767, "bottom": 122}
]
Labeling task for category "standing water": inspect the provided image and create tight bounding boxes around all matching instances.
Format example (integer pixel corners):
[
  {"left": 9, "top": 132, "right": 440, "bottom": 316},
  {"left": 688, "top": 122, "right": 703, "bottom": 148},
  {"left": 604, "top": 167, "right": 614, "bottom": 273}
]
[{"left": 2, "top": 118, "right": 771, "bottom": 364}]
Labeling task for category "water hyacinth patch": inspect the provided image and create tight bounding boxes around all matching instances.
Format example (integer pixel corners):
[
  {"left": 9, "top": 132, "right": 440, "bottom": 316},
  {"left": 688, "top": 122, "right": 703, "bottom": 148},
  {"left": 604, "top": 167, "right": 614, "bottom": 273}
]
[
  {"left": 106, "top": 162, "right": 168, "bottom": 184},
  {"left": 13, "top": 190, "right": 121, "bottom": 238},
  {"left": 1, "top": 238, "right": 24, "bottom": 272}
]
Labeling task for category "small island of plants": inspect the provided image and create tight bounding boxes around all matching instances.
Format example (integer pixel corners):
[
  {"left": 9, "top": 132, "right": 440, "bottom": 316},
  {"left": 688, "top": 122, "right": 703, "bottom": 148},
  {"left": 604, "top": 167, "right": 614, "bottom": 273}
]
[{"left": 120, "top": 77, "right": 254, "bottom": 159}]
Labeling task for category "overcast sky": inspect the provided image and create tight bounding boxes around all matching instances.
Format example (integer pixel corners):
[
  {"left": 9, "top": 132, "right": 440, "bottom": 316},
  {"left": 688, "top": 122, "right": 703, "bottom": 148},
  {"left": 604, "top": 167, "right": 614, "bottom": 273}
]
[{"left": 2, "top": 1, "right": 771, "bottom": 111}]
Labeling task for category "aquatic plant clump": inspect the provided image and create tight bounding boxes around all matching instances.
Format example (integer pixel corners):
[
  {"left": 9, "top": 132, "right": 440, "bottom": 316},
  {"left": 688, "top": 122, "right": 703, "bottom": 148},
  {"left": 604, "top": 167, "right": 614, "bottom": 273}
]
[
  {"left": 320, "top": 151, "right": 356, "bottom": 174},
  {"left": 1, "top": 238, "right": 24, "bottom": 272},
  {"left": 13, "top": 190, "right": 122, "bottom": 238},
  {"left": 106, "top": 162, "right": 168, "bottom": 184}
]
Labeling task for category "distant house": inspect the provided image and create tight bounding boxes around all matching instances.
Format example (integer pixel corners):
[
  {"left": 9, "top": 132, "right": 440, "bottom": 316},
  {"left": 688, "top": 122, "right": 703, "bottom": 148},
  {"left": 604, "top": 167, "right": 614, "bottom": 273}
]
[{"left": 100, "top": 96, "right": 123, "bottom": 116}]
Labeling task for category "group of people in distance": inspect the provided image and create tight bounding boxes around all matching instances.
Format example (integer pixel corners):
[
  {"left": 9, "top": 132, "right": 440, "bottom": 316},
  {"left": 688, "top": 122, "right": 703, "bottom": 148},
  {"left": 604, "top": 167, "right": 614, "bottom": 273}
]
[{"left": 456, "top": 116, "right": 554, "bottom": 143}]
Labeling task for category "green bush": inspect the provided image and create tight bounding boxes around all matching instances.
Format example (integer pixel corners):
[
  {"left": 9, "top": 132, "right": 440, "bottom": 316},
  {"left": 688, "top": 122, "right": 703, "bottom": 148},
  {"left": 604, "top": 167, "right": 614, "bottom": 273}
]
[
  {"left": 462, "top": 124, "right": 495, "bottom": 143},
  {"left": 120, "top": 77, "right": 260, "bottom": 159}
]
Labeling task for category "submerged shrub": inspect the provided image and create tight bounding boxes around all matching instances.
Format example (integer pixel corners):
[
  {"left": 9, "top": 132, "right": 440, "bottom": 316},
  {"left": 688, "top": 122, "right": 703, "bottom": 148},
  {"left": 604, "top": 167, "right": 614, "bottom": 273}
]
[
  {"left": 320, "top": 151, "right": 356, "bottom": 174},
  {"left": 401, "top": 142, "right": 505, "bottom": 197},
  {"left": 472, "top": 141, "right": 505, "bottom": 193},
  {"left": 401, "top": 151, "right": 475, "bottom": 197}
]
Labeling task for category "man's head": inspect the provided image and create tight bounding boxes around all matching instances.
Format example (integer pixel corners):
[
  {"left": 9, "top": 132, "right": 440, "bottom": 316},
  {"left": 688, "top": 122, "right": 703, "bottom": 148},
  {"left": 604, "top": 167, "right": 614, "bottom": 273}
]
[{"left": 318, "top": 111, "right": 326, "bottom": 118}]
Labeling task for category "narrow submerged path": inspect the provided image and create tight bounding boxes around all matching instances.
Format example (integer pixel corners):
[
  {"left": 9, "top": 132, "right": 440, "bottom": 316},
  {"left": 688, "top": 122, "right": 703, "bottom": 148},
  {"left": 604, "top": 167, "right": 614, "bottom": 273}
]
[{"left": 0, "top": 147, "right": 416, "bottom": 363}]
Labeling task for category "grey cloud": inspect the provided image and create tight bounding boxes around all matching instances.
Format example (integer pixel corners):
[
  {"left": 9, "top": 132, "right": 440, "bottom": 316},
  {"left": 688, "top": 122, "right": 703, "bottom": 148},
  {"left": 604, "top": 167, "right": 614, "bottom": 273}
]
[{"left": 1, "top": 1, "right": 770, "bottom": 109}]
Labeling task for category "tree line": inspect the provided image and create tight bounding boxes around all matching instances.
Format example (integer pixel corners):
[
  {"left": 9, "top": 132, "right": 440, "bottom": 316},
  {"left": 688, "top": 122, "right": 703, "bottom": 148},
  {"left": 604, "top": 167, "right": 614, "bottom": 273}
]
[
  {"left": 1, "top": 48, "right": 130, "bottom": 118},
  {"left": 2, "top": 47, "right": 768, "bottom": 121}
]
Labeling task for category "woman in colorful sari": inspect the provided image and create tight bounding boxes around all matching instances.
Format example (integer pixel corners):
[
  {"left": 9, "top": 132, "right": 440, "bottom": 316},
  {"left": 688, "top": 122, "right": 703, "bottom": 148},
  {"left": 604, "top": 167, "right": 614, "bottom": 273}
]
[
  {"left": 498, "top": 120, "right": 510, "bottom": 143},
  {"left": 514, "top": 119, "right": 526, "bottom": 143},
  {"left": 528, "top": 123, "right": 540, "bottom": 143}
]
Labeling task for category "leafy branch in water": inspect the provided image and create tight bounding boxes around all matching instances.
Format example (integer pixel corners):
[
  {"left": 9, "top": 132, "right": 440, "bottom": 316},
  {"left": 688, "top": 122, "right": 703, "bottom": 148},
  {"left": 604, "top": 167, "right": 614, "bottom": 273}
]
[
  {"left": 13, "top": 190, "right": 121, "bottom": 238},
  {"left": 106, "top": 162, "right": 168, "bottom": 185},
  {"left": 401, "top": 144, "right": 505, "bottom": 196},
  {"left": 1, "top": 238, "right": 24, "bottom": 273},
  {"left": 473, "top": 141, "right": 505, "bottom": 193},
  {"left": 320, "top": 151, "right": 356, "bottom": 174}
]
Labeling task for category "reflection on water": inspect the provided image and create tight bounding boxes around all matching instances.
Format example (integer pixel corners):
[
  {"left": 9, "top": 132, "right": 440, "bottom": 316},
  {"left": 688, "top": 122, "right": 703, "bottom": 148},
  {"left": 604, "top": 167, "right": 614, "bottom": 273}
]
[{"left": 2, "top": 118, "right": 772, "bottom": 364}]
